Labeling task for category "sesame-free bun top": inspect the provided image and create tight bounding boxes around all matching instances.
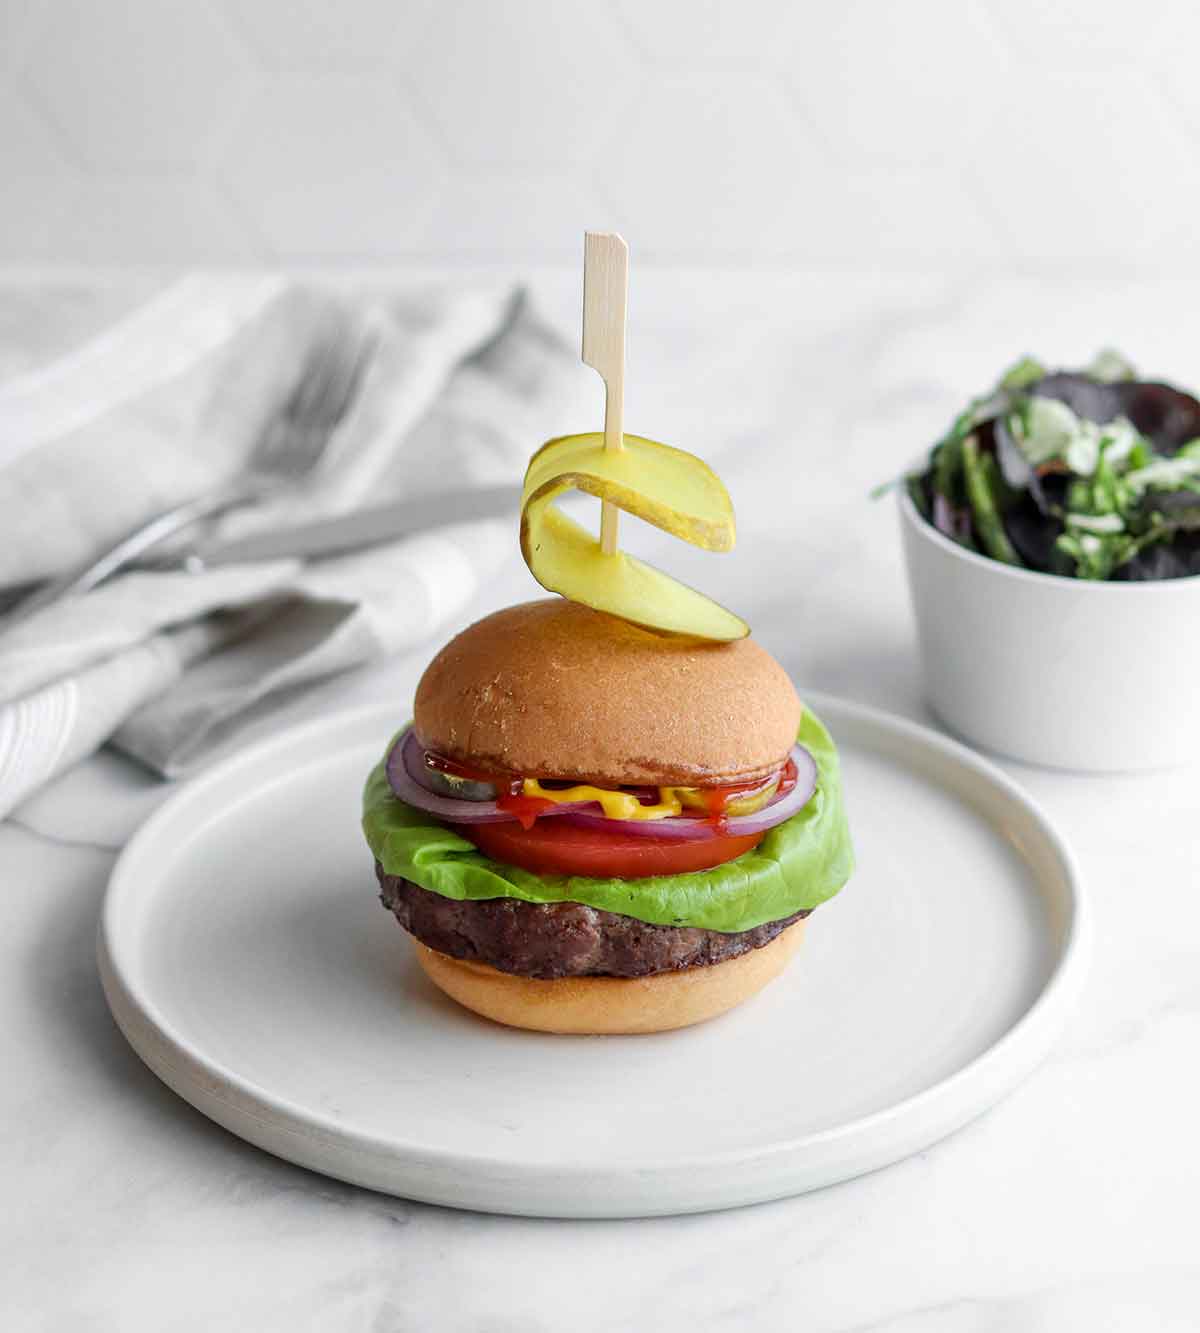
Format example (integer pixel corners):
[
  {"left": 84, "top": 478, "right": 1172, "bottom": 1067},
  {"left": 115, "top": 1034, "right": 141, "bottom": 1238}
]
[{"left": 413, "top": 598, "right": 801, "bottom": 786}]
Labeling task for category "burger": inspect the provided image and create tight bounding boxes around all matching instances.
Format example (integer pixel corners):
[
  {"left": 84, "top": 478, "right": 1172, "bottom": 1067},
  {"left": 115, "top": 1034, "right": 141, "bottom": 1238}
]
[{"left": 361, "top": 598, "right": 853, "bottom": 1034}]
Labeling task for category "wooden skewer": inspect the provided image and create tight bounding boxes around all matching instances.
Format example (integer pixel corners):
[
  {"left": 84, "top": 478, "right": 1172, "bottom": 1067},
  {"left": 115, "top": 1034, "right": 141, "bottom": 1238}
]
[{"left": 581, "top": 231, "right": 629, "bottom": 556}]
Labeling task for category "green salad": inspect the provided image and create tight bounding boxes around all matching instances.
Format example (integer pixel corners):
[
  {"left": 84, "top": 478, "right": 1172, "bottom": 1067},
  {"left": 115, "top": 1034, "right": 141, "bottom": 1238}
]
[
  {"left": 904, "top": 350, "right": 1200, "bottom": 581},
  {"left": 362, "top": 706, "right": 854, "bottom": 935}
]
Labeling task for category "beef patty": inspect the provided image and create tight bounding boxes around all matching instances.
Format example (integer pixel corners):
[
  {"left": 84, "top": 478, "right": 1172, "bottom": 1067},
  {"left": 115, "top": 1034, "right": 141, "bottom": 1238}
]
[{"left": 376, "top": 863, "right": 810, "bottom": 980}]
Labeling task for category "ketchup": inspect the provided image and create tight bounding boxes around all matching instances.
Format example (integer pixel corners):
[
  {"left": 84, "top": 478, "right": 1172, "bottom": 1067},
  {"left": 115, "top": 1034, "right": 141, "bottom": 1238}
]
[
  {"left": 687, "top": 757, "right": 796, "bottom": 822},
  {"left": 423, "top": 747, "right": 794, "bottom": 833},
  {"left": 495, "top": 792, "right": 556, "bottom": 830},
  {"left": 424, "top": 750, "right": 553, "bottom": 829}
]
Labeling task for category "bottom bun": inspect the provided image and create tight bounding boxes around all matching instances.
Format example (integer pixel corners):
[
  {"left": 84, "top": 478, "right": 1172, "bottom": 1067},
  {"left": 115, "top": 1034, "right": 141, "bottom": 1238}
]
[{"left": 414, "top": 919, "right": 806, "bottom": 1035}]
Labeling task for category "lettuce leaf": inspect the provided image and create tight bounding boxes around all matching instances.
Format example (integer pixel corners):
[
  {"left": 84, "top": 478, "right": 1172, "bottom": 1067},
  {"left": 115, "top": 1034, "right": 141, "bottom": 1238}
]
[{"left": 361, "top": 707, "right": 854, "bottom": 934}]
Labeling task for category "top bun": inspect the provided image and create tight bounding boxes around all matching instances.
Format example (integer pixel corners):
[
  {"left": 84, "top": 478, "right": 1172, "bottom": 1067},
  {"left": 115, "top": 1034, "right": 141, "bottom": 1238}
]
[{"left": 413, "top": 599, "right": 801, "bottom": 786}]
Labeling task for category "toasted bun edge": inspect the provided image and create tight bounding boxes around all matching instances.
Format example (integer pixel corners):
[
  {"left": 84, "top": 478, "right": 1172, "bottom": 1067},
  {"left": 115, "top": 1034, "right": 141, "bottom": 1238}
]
[{"left": 413, "top": 921, "right": 805, "bottom": 1034}]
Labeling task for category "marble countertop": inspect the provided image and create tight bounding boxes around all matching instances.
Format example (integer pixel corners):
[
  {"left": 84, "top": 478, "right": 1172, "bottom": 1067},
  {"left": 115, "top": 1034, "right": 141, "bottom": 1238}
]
[{"left": 4, "top": 270, "right": 1199, "bottom": 1331}]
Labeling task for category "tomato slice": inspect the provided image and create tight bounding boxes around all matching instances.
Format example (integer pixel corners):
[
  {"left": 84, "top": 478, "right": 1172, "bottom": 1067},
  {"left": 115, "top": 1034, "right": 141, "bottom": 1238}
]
[{"left": 452, "top": 818, "right": 764, "bottom": 878}]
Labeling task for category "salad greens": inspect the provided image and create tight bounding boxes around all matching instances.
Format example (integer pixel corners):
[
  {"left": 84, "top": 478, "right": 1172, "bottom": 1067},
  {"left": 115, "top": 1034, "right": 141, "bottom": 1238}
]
[
  {"left": 362, "top": 707, "right": 854, "bottom": 934},
  {"left": 906, "top": 351, "right": 1200, "bottom": 580}
]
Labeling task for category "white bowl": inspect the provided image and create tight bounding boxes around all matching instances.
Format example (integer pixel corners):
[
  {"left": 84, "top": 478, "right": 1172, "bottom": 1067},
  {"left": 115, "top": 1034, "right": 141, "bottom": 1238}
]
[{"left": 898, "top": 489, "right": 1200, "bottom": 771}]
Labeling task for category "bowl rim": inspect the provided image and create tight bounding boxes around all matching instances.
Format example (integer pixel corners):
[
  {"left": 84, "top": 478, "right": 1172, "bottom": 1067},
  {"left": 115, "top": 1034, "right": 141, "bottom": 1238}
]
[{"left": 897, "top": 485, "right": 1200, "bottom": 594}]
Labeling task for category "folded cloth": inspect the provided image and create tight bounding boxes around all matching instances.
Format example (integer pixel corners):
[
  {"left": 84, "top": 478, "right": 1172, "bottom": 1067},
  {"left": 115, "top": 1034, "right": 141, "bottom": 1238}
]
[{"left": 0, "top": 277, "right": 590, "bottom": 818}]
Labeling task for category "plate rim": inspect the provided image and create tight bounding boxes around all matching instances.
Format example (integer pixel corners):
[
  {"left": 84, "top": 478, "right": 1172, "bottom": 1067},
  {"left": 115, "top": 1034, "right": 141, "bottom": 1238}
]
[{"left": 99, "top": 691, "right": 1090, "bottom": 1208}]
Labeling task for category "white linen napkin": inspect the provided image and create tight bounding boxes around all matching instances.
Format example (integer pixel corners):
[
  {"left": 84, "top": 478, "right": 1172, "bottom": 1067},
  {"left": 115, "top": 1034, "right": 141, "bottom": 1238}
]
[{"left": 0, "top": 276, "right": 590, "bottom": 818}]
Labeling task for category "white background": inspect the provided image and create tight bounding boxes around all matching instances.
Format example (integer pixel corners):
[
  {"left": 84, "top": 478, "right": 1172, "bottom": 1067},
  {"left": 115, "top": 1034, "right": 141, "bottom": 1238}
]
[{"left": 4, "top": 0, "right": 1200, "bottom": 270}]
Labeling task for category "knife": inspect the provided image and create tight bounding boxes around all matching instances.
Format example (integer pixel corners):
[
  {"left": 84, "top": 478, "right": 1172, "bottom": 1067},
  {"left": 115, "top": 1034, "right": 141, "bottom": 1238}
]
[{"left": 0, "top": 485, "right": 522, "bottom": 614}]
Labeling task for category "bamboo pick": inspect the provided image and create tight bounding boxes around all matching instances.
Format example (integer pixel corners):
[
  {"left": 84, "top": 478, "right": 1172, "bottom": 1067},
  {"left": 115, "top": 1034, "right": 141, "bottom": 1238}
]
[{"left": 581, "top": 231, "right": 629, "bottom": 556}]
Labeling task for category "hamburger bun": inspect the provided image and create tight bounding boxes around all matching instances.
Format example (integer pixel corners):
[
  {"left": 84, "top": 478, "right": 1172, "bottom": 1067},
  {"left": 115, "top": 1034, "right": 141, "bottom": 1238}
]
[
  {"left": 413, "top": 598, "right": 801, "bottom": 786},
  {"left": 413, "top": 920, "right": 806, "bottom": 1035}
]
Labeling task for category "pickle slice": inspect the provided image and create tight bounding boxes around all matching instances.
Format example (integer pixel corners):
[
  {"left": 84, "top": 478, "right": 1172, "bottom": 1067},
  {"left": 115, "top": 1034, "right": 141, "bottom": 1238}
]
[{"left": 520, "top": 432, "right": 749, "bottom": 640}]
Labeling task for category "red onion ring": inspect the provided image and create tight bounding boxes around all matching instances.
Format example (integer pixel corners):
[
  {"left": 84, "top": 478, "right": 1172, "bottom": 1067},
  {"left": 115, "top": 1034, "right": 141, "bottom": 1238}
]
[
  {"left": 555, "top": 744, "right": 818, "bottom": 840},
  {"left": 386, "top": 729, "right": 819, "bottom": 838},
  {"left": 386, "top": 729, "right": 585, "bottom": 824}
]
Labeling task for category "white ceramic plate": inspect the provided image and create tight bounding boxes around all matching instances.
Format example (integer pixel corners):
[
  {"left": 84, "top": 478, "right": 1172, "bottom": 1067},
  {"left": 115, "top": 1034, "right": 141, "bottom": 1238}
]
[{"left": 99, "top": 694, "right": 1087, "bottom": 1218}]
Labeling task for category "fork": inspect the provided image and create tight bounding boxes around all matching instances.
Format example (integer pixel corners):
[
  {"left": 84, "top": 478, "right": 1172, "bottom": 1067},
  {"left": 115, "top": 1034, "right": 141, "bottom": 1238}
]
[{"left": 7, "top": 318, "right": 378, "bottom": 625}]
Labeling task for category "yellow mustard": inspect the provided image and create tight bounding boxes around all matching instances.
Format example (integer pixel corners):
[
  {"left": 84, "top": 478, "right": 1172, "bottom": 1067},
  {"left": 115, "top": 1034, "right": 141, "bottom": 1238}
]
[{"left": 521, "top": 779, "right": 684, "bottom": 822}]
